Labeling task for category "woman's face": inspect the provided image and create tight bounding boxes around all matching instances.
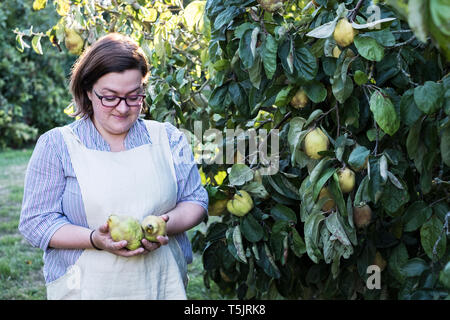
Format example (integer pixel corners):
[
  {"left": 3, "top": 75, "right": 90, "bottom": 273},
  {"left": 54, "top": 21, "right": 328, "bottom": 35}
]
[{"left": 87, "top": 69, "right": 144, "bottom": 138}]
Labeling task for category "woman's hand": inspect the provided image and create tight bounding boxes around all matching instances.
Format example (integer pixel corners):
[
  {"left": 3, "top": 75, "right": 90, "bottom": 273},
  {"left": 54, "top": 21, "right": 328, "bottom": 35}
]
[
  {"left": 91, "top": 223, "right": 145, "bottom": 257},
  {"left": 141, "top": 214, "right": 170, "bottom": 252},
  {"left": 91, "top": 214, "right": 170, "bottom": 256}
]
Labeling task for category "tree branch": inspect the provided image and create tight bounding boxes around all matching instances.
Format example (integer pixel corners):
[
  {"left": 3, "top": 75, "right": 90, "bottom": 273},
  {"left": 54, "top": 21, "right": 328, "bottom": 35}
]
[
  {"left": 348, "top": 0, "right": 364, "bottom": 22},
  {"left": 389, "top": 35, "right": 417, "bottom": 48}
]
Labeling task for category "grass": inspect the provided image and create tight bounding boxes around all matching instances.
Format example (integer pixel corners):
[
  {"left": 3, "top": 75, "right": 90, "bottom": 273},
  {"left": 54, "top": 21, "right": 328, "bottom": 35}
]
[
  {"left": 0, "top": 147, "right": 223, "bottom": 300},
  {"left": 0, "top": 148, "right": 45, "bottom": 300}
]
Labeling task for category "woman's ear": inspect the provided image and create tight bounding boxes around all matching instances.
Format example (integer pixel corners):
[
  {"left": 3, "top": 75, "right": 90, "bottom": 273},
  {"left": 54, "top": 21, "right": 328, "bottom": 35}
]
[{"left": 86, "top": 90, "right": 93, "bottom": 102}]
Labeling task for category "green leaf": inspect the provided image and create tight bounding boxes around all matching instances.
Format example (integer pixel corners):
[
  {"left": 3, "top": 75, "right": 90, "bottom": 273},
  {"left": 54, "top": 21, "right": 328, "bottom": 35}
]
[
  {"left": 241, "top": 213, "right": 264, "bottom": 243},
  {"left": 287, "top": 116, "right": 306, "bottom": 156},
  {"left": 348, "top": 145, "right": 370, "bottom": 170},
  {"left": 203, "top": 241, "right": 223, "bottom": 270},
  {"left": 402, "top": 258, "right": 429, "bottom": 277},
  {"left": 248, "top": 55, "right": 262, "bottom": 89},
  {"left": 266, "top": 174, "right": 301, "bottom": 201},
  {"left": 212, "top": 59, "right": 230, "bottom": 71},
  {"left": 15, "top": 34, "right": 30, "bottom": 53},
  {"left": 278, "top": 39, "right": 294, "bottom": 74},
  {"left": 325, "top": 212, "right": 352, "bottom": 247},
  {"left": 367, "top": 156, "right": 383, "bottom": 204},
  {"left": 331, "top": 57, "right": 354, "bottom": 103},
  {"left": 293, "top": 44, "right": 318, "bottom": 81},
  {"left": 354, "top": 35, "right": 385, "bottom": 62},
  {"left": 320, "top": 225, "right": 334, "bottom": 264},
  {"left": 229, "top": 82, "right": 249, "bottom": 116},
  {"left": 232, "top": 226, "right": 247, "bottom": 263},
  {"left": 270, "top": 203, "right": 297, "bottom": 222},
  {"left": 312, "top": 167, "right": 336, "bottom": 201},
  {"left": 208, "top": 85, "right": 229, "bottom": 113},
  {"left": 274, "top": 85, "right": 293, "bottom": 107},
  {"left": 261, "top": 34, "right": 278, "bottom": 80},
  {"left": 354, "top": 70, "right": 368, "bottom": 85},
  {"left": 413, "top": 81, "right": 444, "bottom": 115},
  {"left": 305, "top": 109, "right": 324, "bottom": 127},
  {"left": 406, "top": 117, "right": 424, "bottom": 159},
  {"left": 290, "top": 228, "right": 306, "bottom": 257},
  {"left": 31, "top": 35, "right": 43, "bottom": 55},
  {"left": 342, "top": 96, "right": 360, "bottom": 128},
  {"left": 213, "top": 6, "right": 242, "bottom": 30},
  {"left": 403, "top": 201, "right": 433, "bottom": 232},
  {"left": 441, "top": 124, "right": 450, "bottom": 167},
  {"left": 306, "top": 20, "right": 338, "bottom": 39},
  {"left": 400, "top": 89, "right": 423, "bottom": 126},
  {"left": 388, "top": 242, "right": 409, "bottom": 283},
  {"left": 205, "top": 222, "right": 228, "bottom": 242},
  {"left": 229, "top": 164, "right": 254, "bottom": 186},
  {"left": 353, "top": 175, "right": 369, "bottom": 207},
  {"left": 443, "top": 76, "right": 450, "bottom": 115},
  {"left": 234, "top": 22, "right": 256, "bottom": 39},
  {"left": 364, "top": 29, "right": 396, "bottom": 47},
  {"left": 304, "top": 211, "right": 325, "bottom": 263},
  {"left": 239, "top": 28, "right": 256, "bottom": 69},
  {"left": 309, "top": 158, "right": 331, "bottom": 187},
  {"left": 304, "top": 81, "right": 327, "bottom": 103},
  {"left": 256, "top": 243, "right": 281, "bottom": 279},
  {"left": 380, "top": 180, "right": 410, "bottom": 216},
  {"left": 351, "top": 17, "right": 396, "bottom": 31},
  {"left": 269, "top": 231, "right": 285, "bottom": 261},
  {"left": 243, "top": 181, "right": 270, "bottom": 199},
  {"left": 329, "top": 172, "right": 348, "bottom": 217},
  {"left": 420, "top": 215, "right": 446, "bottom": 261},
  {"left": 369, "top": 91, "right": 400, "bottom": 136},
  {"left": 439, "top": 262, "right": 450, "bottom": 289}
]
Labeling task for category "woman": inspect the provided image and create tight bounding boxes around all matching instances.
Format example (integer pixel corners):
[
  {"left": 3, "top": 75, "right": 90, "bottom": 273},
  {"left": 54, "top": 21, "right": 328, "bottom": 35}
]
[{"left": 19, "top": 33, "right": 208, "bottom": 300}]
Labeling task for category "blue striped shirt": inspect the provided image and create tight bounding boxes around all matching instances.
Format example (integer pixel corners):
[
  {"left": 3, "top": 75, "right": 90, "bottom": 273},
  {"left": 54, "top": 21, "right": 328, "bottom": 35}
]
[{"left": 19, "top": 116, "right": 208, "bottom": 284}]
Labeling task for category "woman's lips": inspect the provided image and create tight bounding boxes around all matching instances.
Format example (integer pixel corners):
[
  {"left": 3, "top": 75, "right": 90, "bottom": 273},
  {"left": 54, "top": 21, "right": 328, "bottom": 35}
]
[{"left": 112, "top": 114, "right": 128, "bottom": 120}]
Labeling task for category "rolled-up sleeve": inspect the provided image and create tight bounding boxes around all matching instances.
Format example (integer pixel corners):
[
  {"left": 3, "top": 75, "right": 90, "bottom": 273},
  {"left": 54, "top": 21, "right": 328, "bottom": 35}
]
[
  {"left": 164, "top": 122, "right": 209, "bottom": 215},
  {"left": 19, "top": 131, "right": 70, "bottom": 251}
]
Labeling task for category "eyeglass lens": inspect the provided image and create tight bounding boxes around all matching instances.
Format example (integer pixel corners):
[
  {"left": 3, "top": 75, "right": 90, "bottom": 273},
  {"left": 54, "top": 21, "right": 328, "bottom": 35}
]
[{"left": 102, "top": 95, "right": 144, "bottom": 107}]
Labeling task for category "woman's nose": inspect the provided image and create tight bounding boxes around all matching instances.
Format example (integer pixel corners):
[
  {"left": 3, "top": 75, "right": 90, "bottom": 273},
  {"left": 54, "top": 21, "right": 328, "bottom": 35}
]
[{"left": 115, "top": 99, "right": 129, "bottom": 113}]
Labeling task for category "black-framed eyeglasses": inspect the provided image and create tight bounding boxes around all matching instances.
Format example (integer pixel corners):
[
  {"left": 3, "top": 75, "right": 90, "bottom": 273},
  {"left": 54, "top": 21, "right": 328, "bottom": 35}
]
[{"left": 93, "top": 89, "right": 146, "bottom": 108}]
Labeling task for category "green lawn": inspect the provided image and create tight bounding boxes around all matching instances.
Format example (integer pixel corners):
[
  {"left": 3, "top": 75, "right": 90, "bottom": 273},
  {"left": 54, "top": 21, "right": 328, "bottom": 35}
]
[{"left": 0, "top": 147, "right": 222, "bottom": 300}]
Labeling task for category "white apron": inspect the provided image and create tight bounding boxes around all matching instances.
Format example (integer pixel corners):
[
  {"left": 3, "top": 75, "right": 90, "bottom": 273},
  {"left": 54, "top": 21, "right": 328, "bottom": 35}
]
[{"left": 46, "top": 120, "right": 188, "bottom": 300}]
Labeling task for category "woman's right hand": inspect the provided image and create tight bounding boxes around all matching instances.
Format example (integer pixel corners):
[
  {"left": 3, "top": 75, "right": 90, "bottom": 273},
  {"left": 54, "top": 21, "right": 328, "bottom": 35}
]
[{"left": 91, "top": 223, "right": 145, "bottom": 257}]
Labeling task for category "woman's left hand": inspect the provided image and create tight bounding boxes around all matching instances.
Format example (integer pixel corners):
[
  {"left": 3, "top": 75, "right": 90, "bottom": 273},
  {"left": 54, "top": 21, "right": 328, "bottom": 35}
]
[{"left": 141, "top": 214, "right": 169, "bottom": 253}]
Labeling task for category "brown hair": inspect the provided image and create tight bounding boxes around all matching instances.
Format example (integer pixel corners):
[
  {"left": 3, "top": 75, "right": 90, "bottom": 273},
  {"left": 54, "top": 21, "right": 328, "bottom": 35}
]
[{"left": 69, "top": 33, "right": 149, "bottom": 118}]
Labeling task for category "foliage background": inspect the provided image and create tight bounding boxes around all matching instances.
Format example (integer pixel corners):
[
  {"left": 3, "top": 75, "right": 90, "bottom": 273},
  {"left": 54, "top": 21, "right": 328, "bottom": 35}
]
[{"left": 0, "top": 0, "right": 74, "bottom": 149}]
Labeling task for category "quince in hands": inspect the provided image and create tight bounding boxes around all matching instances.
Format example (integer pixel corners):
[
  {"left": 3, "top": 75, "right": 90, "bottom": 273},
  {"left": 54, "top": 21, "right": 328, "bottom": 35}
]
[
  {"left": 107, "top": 214, "right": 144, "bottom": 250},
  {"left": 141, "top": 215, "right": 167, "bottom": 242}
]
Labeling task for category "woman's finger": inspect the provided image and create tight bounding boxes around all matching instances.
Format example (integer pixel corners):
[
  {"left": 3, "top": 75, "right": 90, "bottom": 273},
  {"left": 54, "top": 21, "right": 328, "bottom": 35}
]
[
  {"left": 157, "top": 235, "right": 169, "bottom": 246},
  {"left": 98, "top": 223, "right": 109, "bottom": 234},
  {"left": 108, "top": 240, "right": 128, "bottom": 251},
  {"left": 141, "top": 238, "right": 161, "bottom": 251},
  {"left": 115, "top": 247, "right": 145, "bottom": 257}
]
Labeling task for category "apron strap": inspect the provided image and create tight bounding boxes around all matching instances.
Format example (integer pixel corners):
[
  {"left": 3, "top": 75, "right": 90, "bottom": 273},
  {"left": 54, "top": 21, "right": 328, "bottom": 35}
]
[
  {"left": 143, "top": 120, "right": 162, "bottom": 146},
  {"left": 59, "top": 125, "right": 85, "bottom": 157}
]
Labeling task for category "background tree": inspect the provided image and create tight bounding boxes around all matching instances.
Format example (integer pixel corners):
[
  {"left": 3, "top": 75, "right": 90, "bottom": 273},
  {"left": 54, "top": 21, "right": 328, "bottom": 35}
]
[{"left": 0, "top": 0, "right": 74, "bottom": 148}]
